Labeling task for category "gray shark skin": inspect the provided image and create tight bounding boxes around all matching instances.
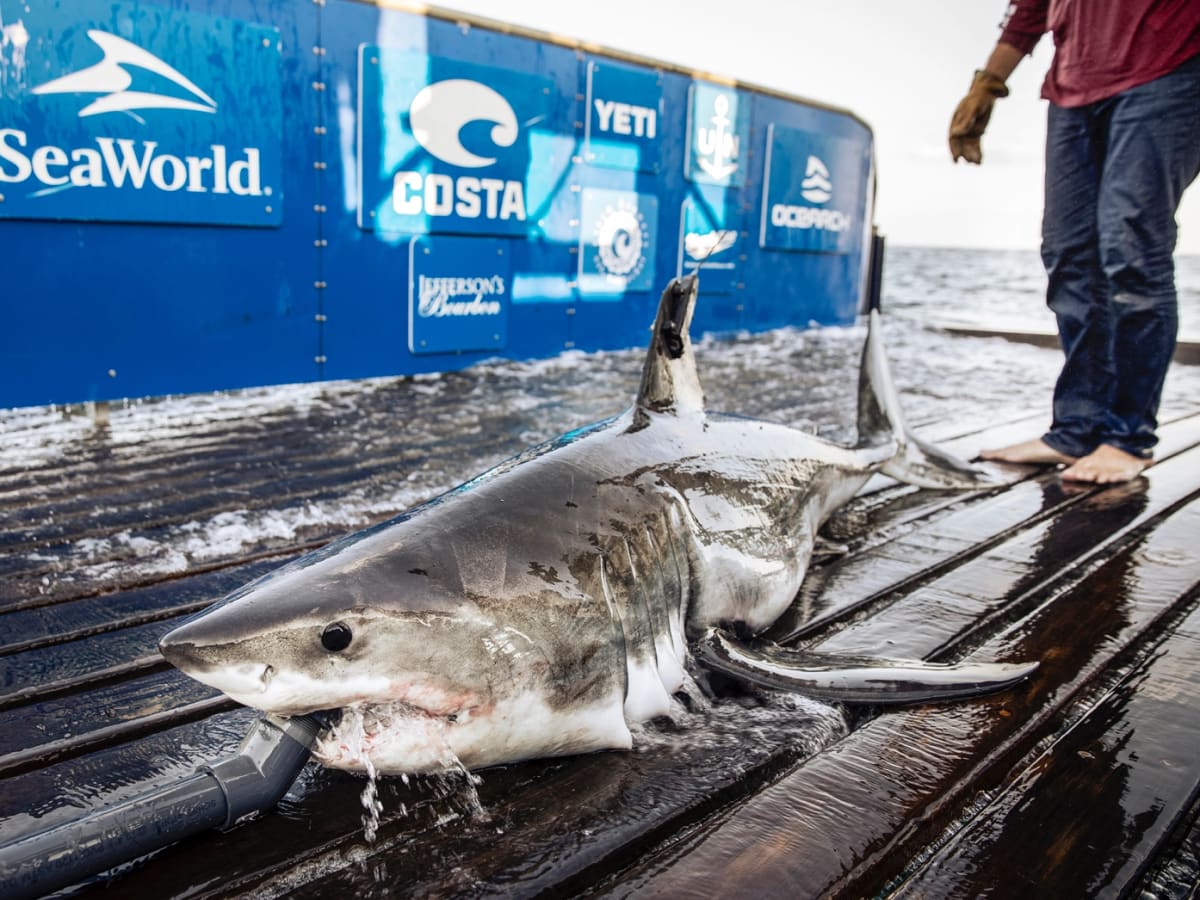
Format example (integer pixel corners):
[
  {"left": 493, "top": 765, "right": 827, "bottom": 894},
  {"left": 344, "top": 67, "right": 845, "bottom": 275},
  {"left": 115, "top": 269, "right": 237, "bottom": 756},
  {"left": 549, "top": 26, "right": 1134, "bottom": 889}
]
[{"left": 159, "top": 275, "right": 1037, "bottom": 774}]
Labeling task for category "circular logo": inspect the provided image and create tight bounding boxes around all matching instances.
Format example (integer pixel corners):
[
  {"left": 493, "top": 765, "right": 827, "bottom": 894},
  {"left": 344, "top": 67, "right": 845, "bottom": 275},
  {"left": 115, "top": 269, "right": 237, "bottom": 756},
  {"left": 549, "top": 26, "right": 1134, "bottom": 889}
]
[{"left": 593, "top": 200, "right": 648, "bottom": 282}]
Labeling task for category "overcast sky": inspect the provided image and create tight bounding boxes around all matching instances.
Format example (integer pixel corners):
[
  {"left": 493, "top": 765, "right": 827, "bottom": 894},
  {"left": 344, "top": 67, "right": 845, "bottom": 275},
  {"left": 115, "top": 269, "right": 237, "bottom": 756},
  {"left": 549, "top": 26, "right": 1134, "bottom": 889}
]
[{"left": 432, "top": 0, "right": 1200, "bottom": 256}]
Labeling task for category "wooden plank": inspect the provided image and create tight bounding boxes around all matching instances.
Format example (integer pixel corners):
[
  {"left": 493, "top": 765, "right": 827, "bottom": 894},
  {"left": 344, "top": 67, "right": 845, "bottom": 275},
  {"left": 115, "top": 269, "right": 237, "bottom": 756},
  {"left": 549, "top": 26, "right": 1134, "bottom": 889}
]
[
  {"left": 0, "top": 710, "right": 255, "bottom": 838},
  {"left": 60, "top": 698, "right": 848, "bottom": 899},
  {"left": 814, "top": 435, "right": 1200, "bottom": 662},
  {"left": 0, "top": 620, "right": 174, "bottom": 703},
  {"left": 933, "top": 321, "right": 1200, "bottom": 365},
  {"left": 3, "top": 378, "right": 1199, "bottom": 899},
  {"left": 601, "top": 489, "right": 1200, "bottom": 898},
  {"left": 894, "top": 598, "right": 1200, "bottom": 897},
  {"left": 770, "top": 413, "right": 1200, "bottom": 643},
  {"left": 0, "top": 670, "right": 225, "bottom": 776},
  {"left": 0, "top": 559, "right": 280, "bottom": 654}
]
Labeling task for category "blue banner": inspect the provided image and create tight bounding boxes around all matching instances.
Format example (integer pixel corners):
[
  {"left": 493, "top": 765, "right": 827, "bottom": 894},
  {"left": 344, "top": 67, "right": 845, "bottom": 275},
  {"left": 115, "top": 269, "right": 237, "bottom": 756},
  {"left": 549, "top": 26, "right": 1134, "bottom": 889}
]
[
  {"left": 685, "top": 82, "right": 750, "bottom": 188},
  {"left": 578, "top": 188, "right": 657, "bottom": 298},
  {"left": 409, "top": 235, "right": 511, "bottom": 354},
  {"left": 759, "top": 125, "right": 868, "bottom": 254},
  {"left": 678, "top": 185, "right": 741, "bottom": 293},
  {"left": 584, "top": 60, "right": 662, "bottom": 173},
  {"left": 360, "top": 49, "right": 558, "bottom": 237},
  {"left": 0, "top": 1, "right": 282, "bottom": 226}
]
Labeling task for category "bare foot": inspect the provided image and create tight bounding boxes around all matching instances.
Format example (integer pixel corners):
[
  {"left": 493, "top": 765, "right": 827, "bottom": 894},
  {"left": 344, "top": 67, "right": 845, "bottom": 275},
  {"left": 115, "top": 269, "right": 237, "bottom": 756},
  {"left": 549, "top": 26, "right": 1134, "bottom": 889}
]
[
  {"left": 1060, "top": 445, "right": 1151, "bottom": 484},
  {"left": 979, "top": 438, "right": 1077, "bottom": 466}
]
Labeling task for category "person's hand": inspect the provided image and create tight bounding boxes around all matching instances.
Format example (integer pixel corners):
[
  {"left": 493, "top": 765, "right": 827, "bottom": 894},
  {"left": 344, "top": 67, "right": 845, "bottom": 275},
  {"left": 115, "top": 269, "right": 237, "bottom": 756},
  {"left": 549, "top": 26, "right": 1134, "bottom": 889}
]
[{"left": 949, "top": 70, "right": 1010, "bottom": 164}]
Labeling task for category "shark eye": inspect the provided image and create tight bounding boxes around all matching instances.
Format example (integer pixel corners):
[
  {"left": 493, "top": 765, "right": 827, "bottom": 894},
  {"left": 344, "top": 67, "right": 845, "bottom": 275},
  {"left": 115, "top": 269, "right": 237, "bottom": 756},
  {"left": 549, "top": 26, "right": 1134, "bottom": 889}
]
[{"left": 320, "top": 621, "right": 353, "bottom": 652}]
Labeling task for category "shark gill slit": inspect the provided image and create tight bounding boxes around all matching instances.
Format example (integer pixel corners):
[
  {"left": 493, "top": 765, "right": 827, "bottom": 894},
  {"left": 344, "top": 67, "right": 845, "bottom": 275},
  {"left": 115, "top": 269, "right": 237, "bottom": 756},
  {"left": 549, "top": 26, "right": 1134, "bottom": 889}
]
[
  {"left": 597, "top": 554, "right": 630, "bottom": 700},
  {"left": 642, "top": 522, "right": 683, "bottom": 682}
]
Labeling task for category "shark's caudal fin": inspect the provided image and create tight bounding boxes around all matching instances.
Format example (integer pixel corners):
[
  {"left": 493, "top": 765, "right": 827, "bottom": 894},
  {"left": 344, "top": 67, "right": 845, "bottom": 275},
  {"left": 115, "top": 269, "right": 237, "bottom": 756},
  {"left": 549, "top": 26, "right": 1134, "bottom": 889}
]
[
  {"left": 696, "top": 629, "right": 1038, "bottom": 705},
  {"left": 856, "top": 309, "right": 998, "bottom": 489},
  {"left": 634, "top": 275, "right": 705, "bottom": 419}
]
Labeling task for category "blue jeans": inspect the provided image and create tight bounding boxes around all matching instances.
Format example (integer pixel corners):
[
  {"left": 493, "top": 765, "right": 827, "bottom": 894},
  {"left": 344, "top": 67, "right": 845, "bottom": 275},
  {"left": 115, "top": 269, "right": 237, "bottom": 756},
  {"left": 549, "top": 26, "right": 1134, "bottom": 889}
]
[{"left": 1040, "top": 53, "right": 1200, "bottom": 460}]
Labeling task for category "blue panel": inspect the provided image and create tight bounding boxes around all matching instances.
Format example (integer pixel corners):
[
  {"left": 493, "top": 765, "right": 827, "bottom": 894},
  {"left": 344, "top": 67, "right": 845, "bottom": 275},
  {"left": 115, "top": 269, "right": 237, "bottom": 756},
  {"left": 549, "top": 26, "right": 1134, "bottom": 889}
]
[
  {"left": 740, "top": 93, "right": 873, "bottom": 330},
  {"left": 0, "top": 0, "right": 282, "bottom": 226},
  {"left": 409, "top": 235, "right": 510, "bottom": 354},
  {"left": 678, "top": 183, "right": 742, "bottom": 293},
  {"left": 583, "top": 60, "right": 662, "bottom": 173},
  {"left": 578, "top": 188, "right": 658, "bottom": 298},
  {"left": 0, "top": 0, "right": 877, "bottom": 409},
  {"left": 0, "top": 0, "right": 315, "bottom": 408},
  {"left": 759, "top": 124, "right": 870, "bottom": 254},
  {"left": 359, "top": 48, "right": 556, "bottom": 237},
  {"left": 685, "top": 82, "right": 751, "bottom": 188}
]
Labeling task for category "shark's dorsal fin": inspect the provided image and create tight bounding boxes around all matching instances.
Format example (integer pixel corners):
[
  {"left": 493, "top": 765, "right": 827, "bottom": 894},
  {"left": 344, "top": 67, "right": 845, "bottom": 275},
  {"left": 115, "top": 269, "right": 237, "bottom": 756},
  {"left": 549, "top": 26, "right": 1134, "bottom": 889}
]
[{"left": 633, "top": 275, "right": 705, "bottom": 421}]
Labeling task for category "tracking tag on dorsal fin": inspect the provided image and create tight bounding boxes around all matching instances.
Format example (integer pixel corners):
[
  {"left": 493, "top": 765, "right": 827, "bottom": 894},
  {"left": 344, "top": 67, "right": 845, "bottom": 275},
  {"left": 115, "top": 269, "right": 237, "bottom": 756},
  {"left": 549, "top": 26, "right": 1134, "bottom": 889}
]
[{"left": 633, "top": 275, "right": 706, "bottom": 420}]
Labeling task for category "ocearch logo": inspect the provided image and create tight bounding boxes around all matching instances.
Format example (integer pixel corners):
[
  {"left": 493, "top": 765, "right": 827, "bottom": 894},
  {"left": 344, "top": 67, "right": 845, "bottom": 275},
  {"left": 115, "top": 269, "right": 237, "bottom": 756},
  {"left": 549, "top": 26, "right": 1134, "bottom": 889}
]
[
  {"left": 32, "top": 30, "right": 218, "bottom": 117},
  {"left": 0, "top": 30, "right": 265, "bottom": 198},
  {"left": 800, "top": 155, "right": 833, "bottom": 204},
  {"left": 392, "top": 79, "right": 527, "bottom": 221},
  {"left": 770, "top": 153, "right": 850, "bottom": 233}
]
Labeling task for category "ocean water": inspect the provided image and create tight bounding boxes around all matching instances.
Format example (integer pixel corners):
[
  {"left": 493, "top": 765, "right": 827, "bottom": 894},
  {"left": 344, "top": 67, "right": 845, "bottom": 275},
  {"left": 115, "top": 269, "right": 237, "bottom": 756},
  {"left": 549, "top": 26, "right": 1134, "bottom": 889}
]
[
  {"left": 877, "top": 245, "right": 1200, "bottom": 436},
  {"left": 884, "top": 245, "right": 1200, "bottom": 335}
]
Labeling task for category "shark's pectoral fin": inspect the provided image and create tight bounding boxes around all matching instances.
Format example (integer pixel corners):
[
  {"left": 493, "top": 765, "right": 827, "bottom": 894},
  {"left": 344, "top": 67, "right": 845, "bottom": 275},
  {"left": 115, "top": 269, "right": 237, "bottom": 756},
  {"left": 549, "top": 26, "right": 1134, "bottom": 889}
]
[{"left": 695, "top": 629, "right": 1038, "bottom": 705}]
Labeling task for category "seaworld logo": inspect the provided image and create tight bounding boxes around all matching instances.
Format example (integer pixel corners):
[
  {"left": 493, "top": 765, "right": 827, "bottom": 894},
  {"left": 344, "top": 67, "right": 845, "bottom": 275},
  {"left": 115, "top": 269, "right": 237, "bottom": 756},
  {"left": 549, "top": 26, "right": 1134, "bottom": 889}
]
[
  {"left": 1, "top": 29, "right": 267, "bottom": 197},
  {"left": 0, "top": 131, "right": 265, "bottom": 195},
  {"left": 417, "top": 274, "right": 505, "bottom": 317},
  {"left": 392, "top": 79, "right": 527, "bottom": 222},
  {"left": 32, "top": 30, "right": 218, "bottom": 118}
]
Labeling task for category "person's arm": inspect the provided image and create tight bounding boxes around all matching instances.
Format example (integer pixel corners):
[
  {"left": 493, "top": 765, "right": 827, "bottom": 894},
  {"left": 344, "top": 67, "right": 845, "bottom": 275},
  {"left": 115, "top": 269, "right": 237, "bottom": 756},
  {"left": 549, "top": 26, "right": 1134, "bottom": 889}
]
[
  {"left": 981, "top": 41, "right": 1026, "bottom": 83},
  {"left": 948, "top": 2, "right": 1047, "bottom": 164},
  {"left": 948, "top": 51, "right": 1017, "bottom": 165}
]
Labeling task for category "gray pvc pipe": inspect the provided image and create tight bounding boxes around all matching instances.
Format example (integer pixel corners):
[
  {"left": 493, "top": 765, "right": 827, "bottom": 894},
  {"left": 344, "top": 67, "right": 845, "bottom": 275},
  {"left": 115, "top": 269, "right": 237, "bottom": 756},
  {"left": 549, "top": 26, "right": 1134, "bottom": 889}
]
[{"left": 0, "top": 713, "right": 322, "bottom": 900}]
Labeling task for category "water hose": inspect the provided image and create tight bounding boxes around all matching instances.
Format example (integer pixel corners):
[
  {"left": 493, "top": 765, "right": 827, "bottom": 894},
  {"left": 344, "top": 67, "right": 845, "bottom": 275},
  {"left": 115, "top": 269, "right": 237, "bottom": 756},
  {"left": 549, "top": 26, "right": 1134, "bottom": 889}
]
[{"left": 0, "top": 713, "right": 322, "bottom": 900}]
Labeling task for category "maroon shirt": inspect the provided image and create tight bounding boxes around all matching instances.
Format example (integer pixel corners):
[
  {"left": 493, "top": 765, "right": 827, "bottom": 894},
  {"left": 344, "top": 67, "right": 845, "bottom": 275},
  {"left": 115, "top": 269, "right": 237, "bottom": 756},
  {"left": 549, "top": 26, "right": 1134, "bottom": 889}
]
[{"left": 999, "top": 0, "right": 1200, "bottom": 106}]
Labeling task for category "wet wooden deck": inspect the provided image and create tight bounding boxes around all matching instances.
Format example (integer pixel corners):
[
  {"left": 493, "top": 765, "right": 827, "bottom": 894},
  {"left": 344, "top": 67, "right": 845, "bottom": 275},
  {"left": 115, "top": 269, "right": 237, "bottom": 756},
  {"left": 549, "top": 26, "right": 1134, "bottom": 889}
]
[
  {"left": 931, "top": 321, "right": 1200, "bottom": 366},
  {"left": 3, "top": 386, "right": 1200, "bottom": 898}
]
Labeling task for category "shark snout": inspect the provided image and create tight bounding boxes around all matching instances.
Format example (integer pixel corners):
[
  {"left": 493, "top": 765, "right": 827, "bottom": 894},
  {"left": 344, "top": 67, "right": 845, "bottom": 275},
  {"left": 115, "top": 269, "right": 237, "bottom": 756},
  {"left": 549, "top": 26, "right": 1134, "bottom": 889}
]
[{"left": 159, "top": 627, "right": 274, "bottom": 697}]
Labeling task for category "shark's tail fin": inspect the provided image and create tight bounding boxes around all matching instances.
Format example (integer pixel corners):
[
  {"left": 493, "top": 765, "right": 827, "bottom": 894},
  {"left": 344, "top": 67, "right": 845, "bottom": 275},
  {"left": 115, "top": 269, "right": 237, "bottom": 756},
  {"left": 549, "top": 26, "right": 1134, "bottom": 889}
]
[{"left": 856, "top": 309, "right": 997, "bottom": 489}]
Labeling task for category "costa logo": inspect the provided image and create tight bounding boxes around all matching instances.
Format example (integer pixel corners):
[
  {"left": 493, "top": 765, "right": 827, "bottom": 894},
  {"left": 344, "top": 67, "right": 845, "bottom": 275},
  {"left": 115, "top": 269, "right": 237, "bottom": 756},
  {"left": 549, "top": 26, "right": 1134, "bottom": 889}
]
[{"left": 408, "top": 80, "right": 518, "bottom": 168}]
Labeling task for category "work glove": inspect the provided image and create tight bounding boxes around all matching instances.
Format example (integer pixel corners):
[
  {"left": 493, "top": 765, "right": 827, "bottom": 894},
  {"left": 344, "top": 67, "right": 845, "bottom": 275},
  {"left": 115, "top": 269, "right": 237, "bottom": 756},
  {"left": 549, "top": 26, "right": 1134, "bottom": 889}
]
[{"left": 949, "top": 69, "right": 1010, "bottom": 164}]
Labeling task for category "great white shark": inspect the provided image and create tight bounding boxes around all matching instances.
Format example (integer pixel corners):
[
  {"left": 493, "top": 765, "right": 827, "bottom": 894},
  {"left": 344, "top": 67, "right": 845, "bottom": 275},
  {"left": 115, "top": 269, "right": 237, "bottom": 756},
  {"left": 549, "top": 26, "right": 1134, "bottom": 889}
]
[{"left": 159, "top": 275, "right": 1036, "bottom": 774}]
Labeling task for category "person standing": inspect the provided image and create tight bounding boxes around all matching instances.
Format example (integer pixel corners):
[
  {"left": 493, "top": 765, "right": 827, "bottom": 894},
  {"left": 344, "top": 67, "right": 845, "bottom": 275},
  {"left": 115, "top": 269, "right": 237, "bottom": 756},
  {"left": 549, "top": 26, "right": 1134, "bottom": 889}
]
[{"left": 949, "top": 0, "right": 1200, "bottom": 483}]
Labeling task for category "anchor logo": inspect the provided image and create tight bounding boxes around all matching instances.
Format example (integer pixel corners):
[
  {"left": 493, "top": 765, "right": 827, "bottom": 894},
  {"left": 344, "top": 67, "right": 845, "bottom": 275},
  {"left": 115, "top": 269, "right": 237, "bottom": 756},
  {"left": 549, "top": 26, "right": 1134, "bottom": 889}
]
[{"left": 695, "top": 93, "right": 739, "bottom": 181}]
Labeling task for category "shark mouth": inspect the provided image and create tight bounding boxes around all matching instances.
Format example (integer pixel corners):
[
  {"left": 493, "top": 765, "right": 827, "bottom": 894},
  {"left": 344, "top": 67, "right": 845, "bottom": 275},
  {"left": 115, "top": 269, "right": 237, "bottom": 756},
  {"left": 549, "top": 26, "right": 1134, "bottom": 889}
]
[{"left": 313, "top": 701, "right": 467, "bottom": 774}]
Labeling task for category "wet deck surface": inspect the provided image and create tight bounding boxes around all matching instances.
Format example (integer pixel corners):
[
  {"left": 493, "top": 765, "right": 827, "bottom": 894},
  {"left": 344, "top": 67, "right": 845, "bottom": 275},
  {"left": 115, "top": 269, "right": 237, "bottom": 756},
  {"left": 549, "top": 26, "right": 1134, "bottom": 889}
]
[
  {"left": 3, "top": 324, "right": 1200, "bottom": 899},
  {"left": 930, "top": 320, "right": 1200, "bottom": 366}
]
